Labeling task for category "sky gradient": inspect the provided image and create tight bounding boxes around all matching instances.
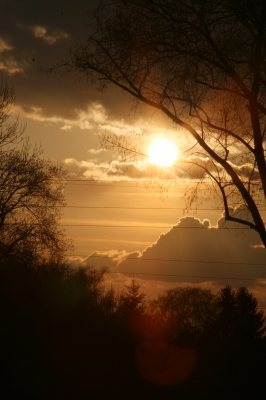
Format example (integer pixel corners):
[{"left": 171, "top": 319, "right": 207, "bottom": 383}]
[{"left": 1, "top": 0, "right": 266, "bottom": 306}]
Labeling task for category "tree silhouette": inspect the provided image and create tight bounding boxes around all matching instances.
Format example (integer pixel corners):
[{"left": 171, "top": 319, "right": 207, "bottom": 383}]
[
  {"left": 151, "top": 286, "right": 215, "bottom": 344},
  {"left": 235, "top": 286, "right": 266, "bottom": 341},
  {"left": 1, "top": 258, "right": 266, "bottom": 398},
  {"left": 59, "top": 0, "right": 266, "bottom": 246},
  {"left": 118, "top": 278, "right": 146, "bottom": 317},
  {"left": 0, "top": 81, "right": 70, "bottom": 262},
  {"left": 0, "top": 80, "right": 25, "bottom": 149},
  {"left": 205, "top": 287, "right": 266, "bottom": 397},
  {"left": 210, "top": 285, "right": 266, "bottom": 343}
]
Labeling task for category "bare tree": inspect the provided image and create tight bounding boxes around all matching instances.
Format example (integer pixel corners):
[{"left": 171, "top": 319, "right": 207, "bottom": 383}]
[
  {"left": 56, "top": 0, "right": 266, "bottom": 246},
  {"left": 0, "top": 80, "right": 25, "bottom": 149},
  {"left": 0, "top": 81, "right": 70, "bottom": 262}
]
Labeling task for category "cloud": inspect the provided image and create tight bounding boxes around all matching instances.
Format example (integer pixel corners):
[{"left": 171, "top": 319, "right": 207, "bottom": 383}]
[
  {"left": 15, "top": 99, "right": 153, "bottom": 152},
  {"left": 117, "top": 215, "right": 265, "bottom": 282},
  {"left": 173, "top": 155, "right": 262, "bottom": 184},
  {"left": 0, "top": 37, "right": 12, "bottom": 52},
  {"left": 14, "top": 104, "right": 96, "bottom": 130},
  {"left": 69, "top": 250, "right": 127, "bottom": 271},
  {"left": 30, "top": 25, "right": 69, "bottom": 45},
  {"left": 66, "top": 150, "right": 252, "bottom": 184},
  {"left": 229, "top": 162, "right": 260, "bottom": 180},
  {"left": 0, "top": 59, "right": 24, "bottom": 75},
  {"left": 63, "top": 156, "right": 178, "bottom": 181},
  {"left": 61, "top": 124, "right": 73, "bottom": 130},
  {"left": 70, "top": 213, "right": 266, "bottom": 303},
  {"left": 87, "top": 149, "right": 105, "bottom": 154},
  {"left": 14, "top": 102, "right": 143, "bottom": 134},
  {"left": 0, "top": 38, "right": 24, "bottom": 74},
  {"left": 100, "top": 123, "right": 142, "bottom": 136},
  {"left": 0, "top": 37, "right": 25, "bottom": 75},
  {"left": 217, "top": 204, "right": 256, "bottom": 229}
]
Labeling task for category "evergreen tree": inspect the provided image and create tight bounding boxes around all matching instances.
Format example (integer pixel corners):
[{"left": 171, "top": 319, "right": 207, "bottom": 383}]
[
  {"left": 210, "top": 286, "right": 266, "bottom": 343},
  {"left": 118, "top": 278, "right": 146, "bottom": 317}
]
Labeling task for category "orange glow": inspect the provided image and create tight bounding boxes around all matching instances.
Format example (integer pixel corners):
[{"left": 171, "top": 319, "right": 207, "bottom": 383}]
[
  {"left": 127, "top": 313, "right": 197, "bottom": 386},
  {"left": 148, "top": 139, "right": 178, "bottom": 167},
  {"left": 135, "top": 340, "right": 197, "bottom": 386}
]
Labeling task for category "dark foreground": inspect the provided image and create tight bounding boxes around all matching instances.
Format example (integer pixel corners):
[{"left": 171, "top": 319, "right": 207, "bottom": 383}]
[{"left": 1, "top": 260, "right": 265, "bottom": 400}]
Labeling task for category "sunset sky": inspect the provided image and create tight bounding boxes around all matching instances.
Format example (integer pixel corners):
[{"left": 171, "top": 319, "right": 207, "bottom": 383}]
[{"left": 1, "top": 0, "right": 266, "bottom": 305}]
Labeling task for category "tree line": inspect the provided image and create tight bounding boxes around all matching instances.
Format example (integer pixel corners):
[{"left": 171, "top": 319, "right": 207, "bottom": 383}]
[{"left": 1, "top": 256, "right": 265, "bottom": 399}]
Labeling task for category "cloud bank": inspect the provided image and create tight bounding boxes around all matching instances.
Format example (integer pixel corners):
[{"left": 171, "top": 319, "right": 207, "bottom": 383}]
[{"left": 70, "top": 213, "right": 266, "bottom": 305}]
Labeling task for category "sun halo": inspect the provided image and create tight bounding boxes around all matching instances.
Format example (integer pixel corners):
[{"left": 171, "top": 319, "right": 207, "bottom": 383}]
[{"left": 148, "top": 139, "right": 178, "bottom": 167}]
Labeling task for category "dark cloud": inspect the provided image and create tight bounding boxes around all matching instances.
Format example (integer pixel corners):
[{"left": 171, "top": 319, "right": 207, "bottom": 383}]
[
  {"left": 100, "top": 215, "right": 266, "bottom": 288},
  {"left": 0, "top": 1, "right": 109, "bottom": 119},
  {"left": 0, "top": 0, "right": 167, "bottom": 122}
]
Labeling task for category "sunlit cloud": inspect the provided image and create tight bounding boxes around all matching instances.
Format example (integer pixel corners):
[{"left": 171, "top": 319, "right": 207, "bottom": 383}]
[
  {"left": 64, "top": 157, "right": 178, "bottom": 181},
  {"left": 0, "top": 37, "right": 13, "bottom": 53},
  {"left": 61, "top": 124, "right": 73, "bottom": 130},
  {"left": 0, "top": 59, "right": 24, "bottom": 75},
  {"left": 230, "top": 162, "right": 260, "bottom": 179},
  {"left": 63, "top": 147, "right": 262, "bottom": 188},
  {"left": 87, "top": 148, "right": 105, "bottom": 154},
  {"left": 30, "top": 25, "right": 69, "bottom": 45},
  {"left": 21, "top": 101, "right": 146, "bottom": 139},
  {"left": 13, "top": 101, "right": 261, "bottom": 186},
  {"left": 14, "top": 102, "right": 143, "bottom": 134},
  {"left": 67, "top": 214, "right": 266, "bottom": 303},
  {"left": 100, "top": 123, "right": 142, "bottom": 136},
  {"left": 14, "top": 104, "right": 96, "bottom": 130},
  {"left": 68, "top": 250, "right": 128, "bottom": 270},
  {"left": 0, "top": 37, "right": 25, "bottom": 74}
]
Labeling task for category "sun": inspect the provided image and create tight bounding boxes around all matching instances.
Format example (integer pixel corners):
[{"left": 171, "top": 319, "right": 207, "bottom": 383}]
[{"left": 148, "top": 139, "right": 178, "bottom": 167}]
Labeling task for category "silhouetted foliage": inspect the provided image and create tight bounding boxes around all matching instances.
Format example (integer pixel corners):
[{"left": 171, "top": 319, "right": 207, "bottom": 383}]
[
  {"left": 151, "top": 286, "right": 215, "bottom": 345},
  {"left": 0, "top": 80, "right": 69, "bottom": 262},
  {"left": 208, "top": 285, "right": 266, "bottom": 343},
  {"left": 1, "top": 258, "right": 265, "bottom": 399},
  {"left": 118, "top": 278, "right": 147, "bottom": 318},
  {"left": 0, "top": 79, "right": 24, "bottom": 149}
]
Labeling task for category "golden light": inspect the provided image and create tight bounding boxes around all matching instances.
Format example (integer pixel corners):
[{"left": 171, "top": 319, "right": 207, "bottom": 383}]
[{"left": 148, "top": 139, "right": 178, "bottom": 167}]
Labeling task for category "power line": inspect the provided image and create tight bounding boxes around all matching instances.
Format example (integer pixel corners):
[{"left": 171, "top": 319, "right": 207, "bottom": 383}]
[
  {"left": 5, "top": 222, "right": 265, "bottom": 229},
  {"left": 66, "top": 254, "right": 266, "bottom": 267},
  {"left": 104, "top": 271, "right": 266, "bottom": 308},
  {"left": 58, "top": 178, "right": 264, "bottom": 186},
  {"left": 65, "top": 183, "right": 209, "bottom": 189},
  {"left": 60, "top": 179, "right": 201, "bottom": 183},
  {"left": 61, "top": 224, "right": 178, "bottom": 227},
  {"left": 64, "top": 206, "right": 224, "bottom": 210},
  {"left": 63, "top": 180, "right": 263, "bottom": 188},
  {"left": 63, "top": 258, "right": 266, "bottom": 288},
  {"left": 61, "top": 224, "right": 262, "bottom": 229},
  {"left": 63, "top": 205, "right": 266, "bottom": 211},
  {"left": 106, "top": 271, "right": 266, "bottom": 282}
]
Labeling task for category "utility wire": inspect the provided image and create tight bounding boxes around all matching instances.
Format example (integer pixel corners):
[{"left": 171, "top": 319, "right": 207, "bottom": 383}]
[
  {"left": 61, "top": 224, "right": 262, "bottom": 229},
  {"left": 106, "top": 271, "right": 266, "bottom": 282},
  {"left": 66, "top": 254, "right": 266, "bottom": 267},
  {"left": 63, "top": 205, "right": 266, "bottom": 211},
  {"left": 64, "top": 206, "right": 223, "bottom": 210},
  {"left": 56, "top": 179, "right": 204, "bottom": 183},
  {"left": 56, "top": 178, "right": 264, "bottom": 185},
  {"left": 65, "top": 183, "right": 209, "bottom": 189}
]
